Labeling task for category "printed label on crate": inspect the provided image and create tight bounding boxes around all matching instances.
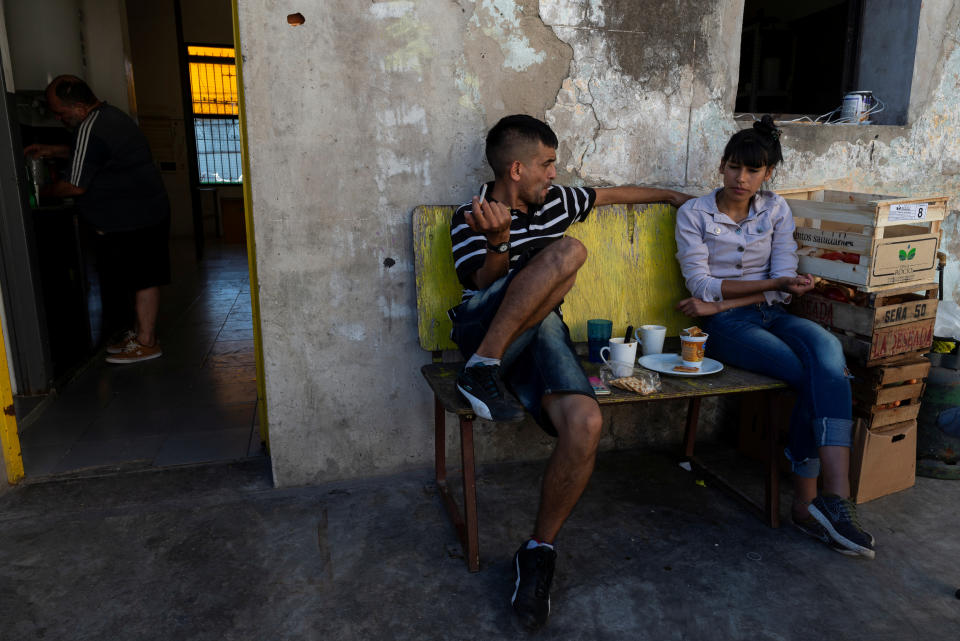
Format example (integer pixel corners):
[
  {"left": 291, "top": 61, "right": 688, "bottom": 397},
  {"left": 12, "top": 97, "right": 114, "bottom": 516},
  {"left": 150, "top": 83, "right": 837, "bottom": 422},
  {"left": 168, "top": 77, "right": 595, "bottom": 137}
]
[
  {"left": 869, "top": 321, "right": 935, "bottom": 360},
  {"left": 872, "top": 237, "right": 938, "bottom": 276},
  {"left": 881, "top": 301, "right": 933, "bottom": 324},
  {"left": 794, "top": 229, "right": 858, "bottom": 249},
  {"left": 796, "top": 296, "right": 834, "bottom": 327},
  {"left": 889, "top": 203, "right": 929, "bottom": 222}
]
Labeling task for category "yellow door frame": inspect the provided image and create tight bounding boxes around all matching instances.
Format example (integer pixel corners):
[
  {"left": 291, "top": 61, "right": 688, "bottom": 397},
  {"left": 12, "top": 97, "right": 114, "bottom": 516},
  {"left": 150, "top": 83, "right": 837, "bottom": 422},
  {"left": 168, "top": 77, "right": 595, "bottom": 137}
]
[
  {"left": 231, "top": 0, "right": 269, "bottom": 448},
  {"left": 0, "top": 312, "right": 24, "bottom": 484}
]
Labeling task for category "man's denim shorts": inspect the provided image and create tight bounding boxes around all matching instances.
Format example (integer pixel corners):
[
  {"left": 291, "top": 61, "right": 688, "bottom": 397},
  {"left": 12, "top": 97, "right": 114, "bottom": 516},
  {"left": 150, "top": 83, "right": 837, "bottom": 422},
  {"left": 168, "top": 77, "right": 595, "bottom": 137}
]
[{"left": 448, "top": 272, "right": 596, "bottom": 436}]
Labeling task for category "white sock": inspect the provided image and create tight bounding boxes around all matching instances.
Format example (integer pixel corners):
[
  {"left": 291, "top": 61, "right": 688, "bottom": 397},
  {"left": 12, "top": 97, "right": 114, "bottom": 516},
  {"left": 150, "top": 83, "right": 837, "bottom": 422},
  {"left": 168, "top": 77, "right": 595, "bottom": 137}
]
[
  {"left": 466, "top": 353, "right": 500, "bottom": 368},
  {"left": 526, "top": 539, "right": 554, "bottom": 551}
]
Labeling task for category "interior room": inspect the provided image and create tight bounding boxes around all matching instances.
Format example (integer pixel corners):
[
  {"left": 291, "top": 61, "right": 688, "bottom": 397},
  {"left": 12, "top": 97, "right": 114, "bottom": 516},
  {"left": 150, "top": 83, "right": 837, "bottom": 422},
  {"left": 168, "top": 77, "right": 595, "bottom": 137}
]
[{"left": 0, "top": 0, "right": 263, "bottom": 476}]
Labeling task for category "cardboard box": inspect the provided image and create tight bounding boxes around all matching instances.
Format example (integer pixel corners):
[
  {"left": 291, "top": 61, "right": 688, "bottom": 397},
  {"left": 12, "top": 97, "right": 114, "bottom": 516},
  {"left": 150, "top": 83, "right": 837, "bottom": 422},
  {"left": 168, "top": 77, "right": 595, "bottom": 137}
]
[
  {"left": 779, "top": 187, "right": 947, "bottom": 291},
  {"left": 849, "top": 419, "right": 917, "bottom": 504}
]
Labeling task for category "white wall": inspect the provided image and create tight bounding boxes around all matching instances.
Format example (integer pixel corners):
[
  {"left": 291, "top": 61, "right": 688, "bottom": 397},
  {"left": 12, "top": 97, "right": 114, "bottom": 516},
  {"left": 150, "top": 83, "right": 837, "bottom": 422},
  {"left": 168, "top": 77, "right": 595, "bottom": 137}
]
[
  {"left": 3, "top": 0, "right": 84, "bottom": 90},
  {"left": 81, "top": 0, "right": 132, "bottom": 114}
]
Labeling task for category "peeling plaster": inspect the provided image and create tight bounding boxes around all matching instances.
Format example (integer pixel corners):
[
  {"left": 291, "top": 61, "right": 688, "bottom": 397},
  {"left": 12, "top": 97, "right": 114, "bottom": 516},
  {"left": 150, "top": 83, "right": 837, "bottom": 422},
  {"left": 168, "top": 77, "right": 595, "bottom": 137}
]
[
  {"left": 543, "top": 1, "right": 723, "bottom": 187},
  {"left": 471, "top": 0, "right": 546, "bottom": 71}
]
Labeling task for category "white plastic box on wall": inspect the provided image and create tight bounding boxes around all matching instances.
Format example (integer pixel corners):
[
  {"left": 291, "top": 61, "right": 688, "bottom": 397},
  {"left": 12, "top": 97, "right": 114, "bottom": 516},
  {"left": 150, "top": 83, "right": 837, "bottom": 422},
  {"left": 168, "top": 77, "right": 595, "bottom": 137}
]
[{"left": 777, "top": 187, "right": 947, "bottom": 292}]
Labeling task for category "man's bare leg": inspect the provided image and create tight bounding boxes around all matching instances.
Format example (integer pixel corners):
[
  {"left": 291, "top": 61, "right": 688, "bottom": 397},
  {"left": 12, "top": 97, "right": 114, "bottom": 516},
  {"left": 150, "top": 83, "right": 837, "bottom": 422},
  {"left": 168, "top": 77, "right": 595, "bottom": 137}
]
[
  {"left": 134, "top": 286, "right": 160, "bottom": 347},
  {"left": 475, "top": 237, "right": 586, "bottom": 359},
  {"left": 532, "top": 393, "right": 603, "bottom": 542}
]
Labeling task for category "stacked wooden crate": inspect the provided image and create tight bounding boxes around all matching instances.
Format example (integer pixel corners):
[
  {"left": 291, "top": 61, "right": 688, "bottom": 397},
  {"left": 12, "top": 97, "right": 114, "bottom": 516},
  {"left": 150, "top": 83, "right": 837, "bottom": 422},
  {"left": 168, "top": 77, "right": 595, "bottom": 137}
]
[{"left": 780, "top": 187, "right": 948, "bottom": 502}]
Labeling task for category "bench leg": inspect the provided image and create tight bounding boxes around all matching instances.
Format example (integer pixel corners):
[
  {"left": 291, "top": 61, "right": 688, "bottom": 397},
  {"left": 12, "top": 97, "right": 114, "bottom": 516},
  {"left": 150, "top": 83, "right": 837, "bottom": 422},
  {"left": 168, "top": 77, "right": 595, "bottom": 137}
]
[
  {"left": 460, "top": 417, "right": 480, "bottom": 572},
  {"left": 684, "top": 394, "right": 780, "bottom": 528},
  {"left": 764, "top": 393, "right": 781, "bottom": 528},
  {"left": 433, "top": 394, "right": 481, "bottom": 572}
]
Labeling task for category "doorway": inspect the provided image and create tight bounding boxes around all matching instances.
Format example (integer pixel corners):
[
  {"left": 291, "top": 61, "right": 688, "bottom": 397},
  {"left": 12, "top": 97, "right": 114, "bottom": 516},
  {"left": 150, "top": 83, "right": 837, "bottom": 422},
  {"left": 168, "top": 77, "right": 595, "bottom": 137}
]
[{"left": 0, "top": 0, "right": 266, "bottom": 477}]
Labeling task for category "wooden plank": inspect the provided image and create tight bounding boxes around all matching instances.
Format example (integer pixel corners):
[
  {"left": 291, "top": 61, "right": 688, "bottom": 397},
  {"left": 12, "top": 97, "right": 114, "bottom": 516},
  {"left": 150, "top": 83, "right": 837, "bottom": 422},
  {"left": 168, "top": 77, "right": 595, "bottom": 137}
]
[
  {"left": 866, "top": 382, "right": 924, "bottom": 405},
  {"left": 421, "top": 360, "right": 787, "bottom": 417},
  {"left": 832, "top": 319, "right": 935, "bottom": 365},
  {"left": 823, "top": 189, "right": 903, "bottom": 205},
  {"left": 870, "top": 359, "right": 931, "bottom": 386},
  {"left": 793, "top": 293, "right": 874, "bottom": 335},
  {"left": 775, "top": 186, "right": 825, "bottom": 201},
  {"left": 870, "top": 283, "right": 938, "bottom": 304},
  {"left": 872, "top": 196, "right": 948, "bottom": 227},
  {"left": 795, "top": 289, "right": 938, "bottom": 335},
  {"left": 793, "top": 226, "right": 871, "bottom": 254},
  {"left": 797, "top": 255, "right": 867, "bottom": 287},
  {"left": 870, "top": 296, "right": 938, "bottom": 330},
  {"left": 564, "top": 204, "right": 691, "bottom": 341},
  {"left": 787, "top": 199, "right": 878, "bottom": 226},
  {"left": 869, "top": 232, "right": 939, "bottom": 278},
  {"left": 855, "top": 403, "right": 921, "bottom": 429},
  {"left": 867, "top": 320, "right": 935, "bottom": 361}
]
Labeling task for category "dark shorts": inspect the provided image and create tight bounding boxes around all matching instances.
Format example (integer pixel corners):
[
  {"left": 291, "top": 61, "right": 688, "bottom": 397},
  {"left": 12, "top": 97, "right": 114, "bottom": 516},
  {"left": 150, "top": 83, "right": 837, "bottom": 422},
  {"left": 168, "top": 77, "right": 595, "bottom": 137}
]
[
  {"left": 95, "top": 217, "right": 171, "bottom": 292},
  {"left": 448, "top": 272, "right": 596, "bottom": 436}
]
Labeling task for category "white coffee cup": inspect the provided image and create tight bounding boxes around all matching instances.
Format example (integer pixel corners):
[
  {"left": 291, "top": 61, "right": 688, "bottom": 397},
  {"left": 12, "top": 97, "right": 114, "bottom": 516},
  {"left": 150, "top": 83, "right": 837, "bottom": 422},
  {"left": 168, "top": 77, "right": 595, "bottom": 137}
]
[
  {"left": 601, "top": 338, "right": 638, "bottom": 377},
  {"left": 634, "top": 325, "right": 666, "bottom": 356}
]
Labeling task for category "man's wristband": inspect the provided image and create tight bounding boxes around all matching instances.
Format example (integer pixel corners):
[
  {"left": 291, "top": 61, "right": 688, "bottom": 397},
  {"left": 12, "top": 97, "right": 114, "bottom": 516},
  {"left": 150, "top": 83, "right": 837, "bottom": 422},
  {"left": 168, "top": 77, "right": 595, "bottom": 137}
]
[{"left": 486, "top": 240, "right": 510, "bottom": 254}]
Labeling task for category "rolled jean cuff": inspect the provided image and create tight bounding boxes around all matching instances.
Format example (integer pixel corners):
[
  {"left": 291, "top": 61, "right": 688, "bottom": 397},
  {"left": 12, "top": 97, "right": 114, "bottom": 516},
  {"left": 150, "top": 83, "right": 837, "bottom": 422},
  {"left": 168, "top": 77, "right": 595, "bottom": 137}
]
[
  {"left": 813, "top": 417, "right": 853, "bottom": 448},
  {"left": 786, "top": 453, "right": 820, "bottom": 479}
]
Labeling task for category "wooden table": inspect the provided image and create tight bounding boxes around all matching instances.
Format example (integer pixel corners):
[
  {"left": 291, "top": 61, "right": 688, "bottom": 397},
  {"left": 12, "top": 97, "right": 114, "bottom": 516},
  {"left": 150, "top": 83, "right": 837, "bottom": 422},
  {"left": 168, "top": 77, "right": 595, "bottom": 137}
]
[{"left": 422, "top": 359, "right": 789, "bottom": 571}]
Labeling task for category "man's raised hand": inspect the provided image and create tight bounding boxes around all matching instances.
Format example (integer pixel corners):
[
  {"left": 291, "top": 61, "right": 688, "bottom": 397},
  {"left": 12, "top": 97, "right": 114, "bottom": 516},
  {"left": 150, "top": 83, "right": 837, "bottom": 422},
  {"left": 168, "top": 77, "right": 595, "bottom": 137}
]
[{"left": 465, "top": 196, "right": 512, "bottom": 242}]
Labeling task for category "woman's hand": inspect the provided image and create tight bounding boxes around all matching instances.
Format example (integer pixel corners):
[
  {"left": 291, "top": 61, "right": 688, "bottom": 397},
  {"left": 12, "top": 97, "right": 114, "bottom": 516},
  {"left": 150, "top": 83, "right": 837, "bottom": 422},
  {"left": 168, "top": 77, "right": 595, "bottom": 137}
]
[
  {"left": 777, "top": 274, "right": 815, "bottom": 297},
  {"left": 676, "top": 297, "right": 722, "bottom": 317}
]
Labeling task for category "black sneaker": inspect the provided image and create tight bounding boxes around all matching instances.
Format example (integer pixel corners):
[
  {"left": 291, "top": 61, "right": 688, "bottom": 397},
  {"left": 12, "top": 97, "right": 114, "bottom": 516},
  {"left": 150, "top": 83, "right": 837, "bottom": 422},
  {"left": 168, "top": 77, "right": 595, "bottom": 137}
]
[
  {"left": 456, "top": 363, "right": 525, "bottom": 422},
  {"left": 791, "top": 516, "right": 860, "bottom": 556},
  {"left": 511, "top": 543, "right": 556, "bottom": 630},
  {"left": 809, "top": 494, "right": 876, "bottom": 559}
]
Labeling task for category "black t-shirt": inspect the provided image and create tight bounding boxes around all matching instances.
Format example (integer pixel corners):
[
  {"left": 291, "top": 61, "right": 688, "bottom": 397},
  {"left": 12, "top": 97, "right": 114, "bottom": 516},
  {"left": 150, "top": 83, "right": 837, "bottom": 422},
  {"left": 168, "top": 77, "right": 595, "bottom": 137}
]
[{"left": 68, "top": 103, "right": 169, "bottom": 232}]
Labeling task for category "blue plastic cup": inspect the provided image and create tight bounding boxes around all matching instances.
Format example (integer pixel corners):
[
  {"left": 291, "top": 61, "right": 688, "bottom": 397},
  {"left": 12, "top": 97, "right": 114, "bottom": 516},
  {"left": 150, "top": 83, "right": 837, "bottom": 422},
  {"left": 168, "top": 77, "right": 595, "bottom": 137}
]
[{"left": 587, "top": 319, "right": 613, "bottom": 363}]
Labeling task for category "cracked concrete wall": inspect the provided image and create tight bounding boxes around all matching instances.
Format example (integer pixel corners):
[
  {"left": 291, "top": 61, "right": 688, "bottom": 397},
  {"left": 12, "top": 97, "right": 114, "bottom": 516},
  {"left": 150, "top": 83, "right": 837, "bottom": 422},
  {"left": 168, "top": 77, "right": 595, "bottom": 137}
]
[{"left": 238, "top": 0, "right": 960, "bottom": 486}]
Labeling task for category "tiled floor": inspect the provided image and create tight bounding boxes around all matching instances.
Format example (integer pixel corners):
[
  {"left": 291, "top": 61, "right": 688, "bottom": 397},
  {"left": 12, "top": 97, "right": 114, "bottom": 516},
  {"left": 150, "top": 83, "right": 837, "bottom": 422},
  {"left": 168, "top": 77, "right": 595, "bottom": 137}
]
[{"left": 17, "top": 239, "right": 264, "bottom": 477}]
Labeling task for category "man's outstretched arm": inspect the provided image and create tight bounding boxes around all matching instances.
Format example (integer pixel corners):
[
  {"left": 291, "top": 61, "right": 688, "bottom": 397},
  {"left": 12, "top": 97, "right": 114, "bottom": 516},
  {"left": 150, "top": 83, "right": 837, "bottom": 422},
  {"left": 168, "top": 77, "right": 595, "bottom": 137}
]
[{"left": 594, "top": 186, "right": 693, "bottom": 208}]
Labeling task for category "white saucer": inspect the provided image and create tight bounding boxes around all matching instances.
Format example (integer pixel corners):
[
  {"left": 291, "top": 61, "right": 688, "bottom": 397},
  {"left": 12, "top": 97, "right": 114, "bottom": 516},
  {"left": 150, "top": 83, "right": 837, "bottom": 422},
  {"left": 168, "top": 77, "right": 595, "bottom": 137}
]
[{"left": 637, "top": 353, "right": 724, "bottom": 377}]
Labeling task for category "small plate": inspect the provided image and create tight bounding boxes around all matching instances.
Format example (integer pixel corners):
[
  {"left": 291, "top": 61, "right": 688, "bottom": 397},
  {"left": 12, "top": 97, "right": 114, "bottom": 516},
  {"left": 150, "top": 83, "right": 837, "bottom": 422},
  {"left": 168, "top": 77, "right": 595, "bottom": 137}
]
[{"left": 637, "top": 353, "right": 724, "bottom": 377}]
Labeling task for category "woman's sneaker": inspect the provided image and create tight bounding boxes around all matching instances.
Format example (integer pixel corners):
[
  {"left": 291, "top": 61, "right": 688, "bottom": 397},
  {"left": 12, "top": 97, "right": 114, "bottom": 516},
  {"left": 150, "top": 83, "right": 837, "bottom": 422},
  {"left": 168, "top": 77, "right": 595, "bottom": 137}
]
[
  {"left": 791, "top": 516, "right": 859, "bottom": 556},
  {"left": 106, "top": 330, "right": 137, "bottom": 354},
  {"left": 809, "top": 494, "right": 876, "bottom": 559}
]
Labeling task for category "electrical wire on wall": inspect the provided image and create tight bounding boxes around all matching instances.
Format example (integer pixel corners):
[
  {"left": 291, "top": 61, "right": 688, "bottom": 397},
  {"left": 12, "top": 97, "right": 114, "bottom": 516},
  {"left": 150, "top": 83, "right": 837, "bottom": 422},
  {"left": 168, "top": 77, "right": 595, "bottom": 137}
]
[{"left": 736, "top": 93, "right": 886, "bottom": 125}]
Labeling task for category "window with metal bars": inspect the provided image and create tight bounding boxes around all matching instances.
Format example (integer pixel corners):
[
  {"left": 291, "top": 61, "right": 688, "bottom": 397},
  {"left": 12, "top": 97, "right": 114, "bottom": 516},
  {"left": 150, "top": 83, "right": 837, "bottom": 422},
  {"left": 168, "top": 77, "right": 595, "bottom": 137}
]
[{"left": 186, "top": 45, "right": 242, "bottom": 184}]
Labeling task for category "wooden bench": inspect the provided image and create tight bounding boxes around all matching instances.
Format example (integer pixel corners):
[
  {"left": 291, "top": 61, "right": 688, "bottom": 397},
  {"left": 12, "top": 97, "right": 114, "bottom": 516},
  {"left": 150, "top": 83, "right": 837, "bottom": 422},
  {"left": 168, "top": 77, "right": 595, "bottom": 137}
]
[{"left": 413, "top": 203, "right": 789, "bottom": 571}]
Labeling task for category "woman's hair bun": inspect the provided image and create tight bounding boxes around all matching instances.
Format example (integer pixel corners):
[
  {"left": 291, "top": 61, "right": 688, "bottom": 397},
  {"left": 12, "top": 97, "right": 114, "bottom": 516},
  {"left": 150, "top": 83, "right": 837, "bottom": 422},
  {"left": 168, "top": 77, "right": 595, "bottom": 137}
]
[{"left": 753, "top": 114, "right": 781, "bottom": 141}]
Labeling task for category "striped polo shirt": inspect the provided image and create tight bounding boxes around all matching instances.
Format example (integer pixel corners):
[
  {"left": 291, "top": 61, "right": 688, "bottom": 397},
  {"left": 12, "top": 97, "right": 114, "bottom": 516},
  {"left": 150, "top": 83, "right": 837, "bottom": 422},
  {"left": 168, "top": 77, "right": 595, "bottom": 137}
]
[
  {"left": 68, "top": 103, "right": 169, "bottom": 232},
  {"left": 450, "top": 181, "right": 596, "bottom": 301}
]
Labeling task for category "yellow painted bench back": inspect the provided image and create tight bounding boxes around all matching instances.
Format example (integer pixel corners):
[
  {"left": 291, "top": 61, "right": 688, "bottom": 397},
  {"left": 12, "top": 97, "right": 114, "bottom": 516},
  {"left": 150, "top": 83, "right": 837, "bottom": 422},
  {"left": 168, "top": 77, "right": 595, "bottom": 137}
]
[{"left": 413, "top": 204, "right": 692, "bottom": 352}]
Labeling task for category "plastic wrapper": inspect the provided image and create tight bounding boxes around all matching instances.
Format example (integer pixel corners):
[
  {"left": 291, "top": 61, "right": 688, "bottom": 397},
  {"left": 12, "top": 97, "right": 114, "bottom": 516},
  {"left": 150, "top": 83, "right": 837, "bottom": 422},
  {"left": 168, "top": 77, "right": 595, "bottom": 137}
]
[{"left": 599, "top": 363, "right": 661, "bottom": 395}]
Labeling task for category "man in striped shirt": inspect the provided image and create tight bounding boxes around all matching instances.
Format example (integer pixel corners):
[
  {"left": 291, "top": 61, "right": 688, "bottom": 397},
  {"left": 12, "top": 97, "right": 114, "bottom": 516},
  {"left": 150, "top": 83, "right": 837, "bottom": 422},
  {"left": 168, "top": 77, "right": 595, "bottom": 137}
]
[
  {"left": 26, "top": 76, "right": 170, "bottom": 364},
  {"left": 448, "top": 114, "right": 691, "bottom": 629}
]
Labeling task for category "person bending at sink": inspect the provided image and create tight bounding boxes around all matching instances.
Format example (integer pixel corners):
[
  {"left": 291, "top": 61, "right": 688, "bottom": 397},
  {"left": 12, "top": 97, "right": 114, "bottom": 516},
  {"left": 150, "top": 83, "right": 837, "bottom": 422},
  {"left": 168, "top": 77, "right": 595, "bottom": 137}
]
[
  {"left": 25, "top": 75, "right": 170, "bottom": 364},
  {"left": 449, "top": 114, "right": 692, "bottom": 629},
  {"left": 674, "top": 115, "right": 875, "bottom": 559}
]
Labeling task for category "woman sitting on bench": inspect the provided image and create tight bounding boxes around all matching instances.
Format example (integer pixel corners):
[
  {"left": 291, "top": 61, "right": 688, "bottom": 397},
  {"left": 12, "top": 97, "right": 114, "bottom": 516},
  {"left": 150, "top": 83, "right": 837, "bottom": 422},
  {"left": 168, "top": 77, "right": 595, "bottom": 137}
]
[{"left": 673, "top": 115, "right": 876, "bottom": 559}]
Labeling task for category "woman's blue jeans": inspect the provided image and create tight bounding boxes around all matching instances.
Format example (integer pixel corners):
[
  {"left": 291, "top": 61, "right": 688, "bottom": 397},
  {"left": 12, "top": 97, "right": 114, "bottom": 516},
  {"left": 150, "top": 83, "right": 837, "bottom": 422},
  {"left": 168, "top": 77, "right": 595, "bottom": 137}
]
[{"left": 703, "top": 303, "right": 853, "bottom": 478}]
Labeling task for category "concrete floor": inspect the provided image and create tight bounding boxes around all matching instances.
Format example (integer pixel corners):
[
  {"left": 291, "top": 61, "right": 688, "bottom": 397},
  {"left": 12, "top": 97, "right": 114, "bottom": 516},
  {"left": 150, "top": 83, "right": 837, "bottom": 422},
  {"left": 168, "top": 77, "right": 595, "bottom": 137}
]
[
  {"left": 1, "top": 449, "right": 958, "bottom": 640},
  {"left": 16, "top": 240, "right": 262, "bottom": 476}
]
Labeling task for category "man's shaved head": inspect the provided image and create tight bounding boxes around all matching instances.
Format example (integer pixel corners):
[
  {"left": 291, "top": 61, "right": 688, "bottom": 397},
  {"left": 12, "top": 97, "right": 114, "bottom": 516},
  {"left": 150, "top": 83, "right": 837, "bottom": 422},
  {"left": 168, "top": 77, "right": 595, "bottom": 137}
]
[{"left": 486, "top": 115, "right": 558, "bottom": 179}]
